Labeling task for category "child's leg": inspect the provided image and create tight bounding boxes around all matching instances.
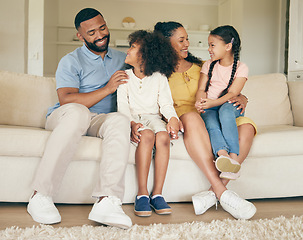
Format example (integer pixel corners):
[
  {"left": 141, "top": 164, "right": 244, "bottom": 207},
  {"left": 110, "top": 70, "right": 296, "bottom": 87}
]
[
  {"left": 135, "top": 129, "right": 155, "bottom": 196},
  {"left": 150, "top": 130, "right": 172, "bottom": 215},
  {"left": 218, "top": 102, "right": 243, "bottom": 161},
  {"left": 152, "top": 131, "right": 170, "bottom": 195},
  {"left": 216, "top": 123, "right": 255, "bottom": 183},
  {"left": 201, "top": 108, "right": 229, "bottom": 157}
]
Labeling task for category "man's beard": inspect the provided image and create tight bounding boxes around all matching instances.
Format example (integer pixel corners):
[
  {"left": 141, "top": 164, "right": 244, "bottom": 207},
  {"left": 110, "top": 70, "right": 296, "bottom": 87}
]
[{"left": 83, "top": 34, "right": 110, "bottom": 53}]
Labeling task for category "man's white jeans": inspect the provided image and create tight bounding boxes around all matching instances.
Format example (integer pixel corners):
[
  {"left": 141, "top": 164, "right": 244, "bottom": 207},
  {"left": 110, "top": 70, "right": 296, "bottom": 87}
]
[{"left": 32, "top": 103, "right": 130, "bottom": 200}]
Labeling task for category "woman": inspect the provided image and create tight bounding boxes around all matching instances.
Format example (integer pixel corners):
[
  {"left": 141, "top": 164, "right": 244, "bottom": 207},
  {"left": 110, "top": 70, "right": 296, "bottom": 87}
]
[{"left": 154, "top": 21, "right": 257, "bottom": 220}]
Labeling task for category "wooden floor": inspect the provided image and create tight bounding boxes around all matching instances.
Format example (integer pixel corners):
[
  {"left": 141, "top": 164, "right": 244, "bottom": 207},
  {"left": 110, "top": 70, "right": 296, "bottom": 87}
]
[{"left": 1, "top": 197, "right": 303, "bottom": 230}]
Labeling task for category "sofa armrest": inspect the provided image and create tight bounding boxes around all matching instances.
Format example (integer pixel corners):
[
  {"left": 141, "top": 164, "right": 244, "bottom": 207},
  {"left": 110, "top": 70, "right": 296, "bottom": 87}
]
[{"left": 288, "top": 80, "right": 303, "bottom": 127}]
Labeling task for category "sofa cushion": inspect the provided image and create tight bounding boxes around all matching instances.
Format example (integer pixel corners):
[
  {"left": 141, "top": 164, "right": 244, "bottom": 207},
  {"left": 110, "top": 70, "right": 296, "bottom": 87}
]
[
  {"left": 0, "top": 125, "right": 136, "bottom": 163},
  {"left": 242, "top": 73, "right": 293, "bottom": 127},
  {"left": 169, "top": 125, "right": 303, "bottom": 160},
  {"left": 0, "top": 71, "right": 58, "bottom": 128},
  {"left": 170, "top": 136, "right": 191, "bottom": 160},
  {"left": 248, "top": 125, "right": 303, "bottom": 157}
]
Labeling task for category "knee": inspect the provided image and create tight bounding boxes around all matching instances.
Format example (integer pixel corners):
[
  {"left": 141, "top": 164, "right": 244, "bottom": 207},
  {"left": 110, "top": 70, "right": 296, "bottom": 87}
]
[
  {"left": 103, "top": 112, "right": 130, "bottom": 136},
  {"left": 139, "top": 130, "right": 155, "bottom": 146},
  {"left": 180, "top": 112, "right": 204, "bottom": 130},
  {"left": 219, "top": 102, "right": 236, "bottom": 116},
  {"left": 238, "top": 124, "right": 255, "bottom": 142},
  {"left": 155, "top": 131, "right": 170, "bottom": 148},
  {"left": 111, "top": 112, "right": 130, "bottom": 126},
  {"left": 108, "top": 112, "right": 130, "bottom": 128},
  {"left": 61, "top": 103, "right": 91, "bottom": 133}
]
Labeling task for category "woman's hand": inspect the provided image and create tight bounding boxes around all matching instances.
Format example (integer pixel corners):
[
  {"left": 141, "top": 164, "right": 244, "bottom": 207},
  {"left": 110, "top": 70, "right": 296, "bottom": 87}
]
[
  {"left": 179, "top": 120, "right": 184, "bottom": 133},
  {"left": 130, "top": 121, "right": 143, "bottom": 143},
  {"left": 228, "top": 94, "right": 248, "bottom": 114},
  {"left": 195, "top": 99, "right": 205, "bottom": 113},
  {"left": 166, "top": 117, "right": 179, "bottom": 139}
]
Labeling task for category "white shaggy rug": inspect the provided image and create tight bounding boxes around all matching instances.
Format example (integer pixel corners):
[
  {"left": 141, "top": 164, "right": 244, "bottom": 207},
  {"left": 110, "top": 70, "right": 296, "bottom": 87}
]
[{"left": 1, "top": 215, "right": 302, "bottom": 240}]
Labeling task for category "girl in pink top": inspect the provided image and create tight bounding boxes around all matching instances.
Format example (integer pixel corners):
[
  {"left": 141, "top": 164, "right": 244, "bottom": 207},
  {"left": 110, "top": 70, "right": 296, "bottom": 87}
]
[{"left": 195, "top": 25, "right": 248, "bottom": 180}]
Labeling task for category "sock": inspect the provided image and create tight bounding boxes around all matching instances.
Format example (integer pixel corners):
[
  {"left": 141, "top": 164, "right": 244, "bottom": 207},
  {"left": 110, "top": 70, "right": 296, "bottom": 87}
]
[{"left": 137, "top": 195, "right": 149, "bottom": 200}]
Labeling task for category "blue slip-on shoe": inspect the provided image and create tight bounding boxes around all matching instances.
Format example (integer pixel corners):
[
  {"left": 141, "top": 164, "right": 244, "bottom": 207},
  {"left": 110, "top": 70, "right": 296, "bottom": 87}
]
[
  {"left": 134, "top": 195, "right": 152, "bottom": 217},
  {"left": 150, "top": 195, "right": 172, "bottom": 215}
]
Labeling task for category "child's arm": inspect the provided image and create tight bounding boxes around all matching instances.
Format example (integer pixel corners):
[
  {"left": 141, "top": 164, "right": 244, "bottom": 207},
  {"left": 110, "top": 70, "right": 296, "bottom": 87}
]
[
  {"left": 117, "top": 80, "right": 132, "bottom": 120},
  {"left": 117, "top": 84, "right": 143, "bottom": 143},
  {"left": 158, "top": 75, "right": 181, "bottom": 138},
  {"left": 201, "top": 77, "right": 247, "bottom": 109},
  {"left": 195, "top": 73, "right": 208, "bottom": 113}
]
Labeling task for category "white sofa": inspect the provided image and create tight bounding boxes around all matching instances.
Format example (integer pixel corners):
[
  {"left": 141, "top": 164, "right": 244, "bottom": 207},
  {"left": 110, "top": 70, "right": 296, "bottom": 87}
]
[{"left": 1, "top": 71, "right": 303, "bottom": 204}]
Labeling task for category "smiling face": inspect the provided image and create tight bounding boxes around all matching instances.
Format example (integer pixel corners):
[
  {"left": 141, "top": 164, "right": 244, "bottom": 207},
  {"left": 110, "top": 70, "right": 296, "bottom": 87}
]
[
  {"left": 169, "top": 27, "right": 189, "bottom": 59},
  {"left": 77, "top": 14, "right": 110, "bottom": 55},
  {"left": 125, "top": 42, "right": 141, "bottom": 68},
  {"left": 207, "top": 34, "right": 231, "bottom": 61}
]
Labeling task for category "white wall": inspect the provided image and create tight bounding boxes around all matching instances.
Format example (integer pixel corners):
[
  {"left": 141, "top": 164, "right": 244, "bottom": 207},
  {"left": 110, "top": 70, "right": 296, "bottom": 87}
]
[
  {"left": 219, "top": 0, "right": 286, "bottom": 76},
  {"left": 50, "top": 0, "right": 289, "bottom": 76},
  {"left": 28, "top": 0, "right": 44, "bottom": 76},
  {"left": 57, "top": 0, "right": 218, "bottom": 31},
  {"left": 44, "top": 0, "right": 58, "bottom": 76},
  {"left": 0, "top": 0, "right": 287, "bottom": 76},
  {"left": 241, "top": 0, "right": 283, "bottom": 75},
  {"left": 0, "top": 0, "right": 27, "bottom": 73},
  {"left": 288, "top": 0, "right": 303, "bottom": 81}
]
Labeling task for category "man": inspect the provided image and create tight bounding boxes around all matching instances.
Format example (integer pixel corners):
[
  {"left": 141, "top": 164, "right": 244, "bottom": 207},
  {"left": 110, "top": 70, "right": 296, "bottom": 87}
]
[{"left": 27, "top": 8, "right": 132, "bottom": 229}]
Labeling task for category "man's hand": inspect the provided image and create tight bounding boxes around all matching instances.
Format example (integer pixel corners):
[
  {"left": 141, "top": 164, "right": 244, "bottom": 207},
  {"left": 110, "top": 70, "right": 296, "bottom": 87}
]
[
  {"left": 166, "top": 117, "right": 179, "bottom": 139},
  {"left": 104, "top": 70, "right": 128, "bottom": 94},
  {"left": 228, "top": 94, "right": 248, "bottom": 114},
  {"left": 131, "top": 121, "right": 143, "bottom": 143}
]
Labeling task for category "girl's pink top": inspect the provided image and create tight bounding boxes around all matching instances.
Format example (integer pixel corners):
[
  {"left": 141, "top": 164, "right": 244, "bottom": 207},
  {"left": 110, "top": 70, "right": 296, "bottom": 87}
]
[{"left": 201, "top": 59, "right": 248, "bottom": 99}]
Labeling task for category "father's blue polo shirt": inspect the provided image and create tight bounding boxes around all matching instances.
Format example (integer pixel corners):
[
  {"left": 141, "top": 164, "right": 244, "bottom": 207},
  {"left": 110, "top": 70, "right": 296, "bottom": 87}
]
[{"left": 46, "top": 44, "right": 126, "bottom": 117}]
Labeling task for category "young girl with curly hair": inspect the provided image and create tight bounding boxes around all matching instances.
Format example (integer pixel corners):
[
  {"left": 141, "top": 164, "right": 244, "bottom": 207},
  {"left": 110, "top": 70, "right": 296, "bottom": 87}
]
[
  {"left": 117, "top": 30, "right": 181, "bottom": 217},
  {"left": 195, "top": 25, "right": 248, "bottom": 180}
]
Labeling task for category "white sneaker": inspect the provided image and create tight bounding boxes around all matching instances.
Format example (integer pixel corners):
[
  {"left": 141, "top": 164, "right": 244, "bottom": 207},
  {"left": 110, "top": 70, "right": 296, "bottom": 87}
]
[
  {"left": 219, "top": 190, "right": 256, "bottom": 220},
  {"left": 27, "top": 192, "right": 61, "bottom": 224},
  {"left": 215, "top": 155, "right": 241, "bottom": 173},
  {"left": 192, "top": 191, "right": 217, "bottom": 215},
  {"left": 88, "top": 196, "right": 132, "bottom": 229}
]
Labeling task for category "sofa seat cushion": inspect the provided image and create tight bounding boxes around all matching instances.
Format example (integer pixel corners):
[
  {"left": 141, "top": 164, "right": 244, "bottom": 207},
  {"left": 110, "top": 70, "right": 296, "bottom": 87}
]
[
  {"left": 169, "top": 124, "right": 303, "bottom": 160},
  {"left": 248, "top": 125, "right": 303, "bottom": 158},
  {"left": 170, "top": 136, "right": 191, "bottom": 161},
  {"left": 0, "top": 125, "right": 137, "bottom": 163},
  {"left": 0, "top": 125, "right": 102, "bottom": 161},
  {"left": 0, "top": 124, "right": 138, "bottom": 164}
]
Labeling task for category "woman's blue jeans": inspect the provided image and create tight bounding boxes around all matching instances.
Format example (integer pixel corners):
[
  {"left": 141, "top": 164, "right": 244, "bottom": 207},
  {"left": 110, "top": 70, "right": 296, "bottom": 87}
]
[{"left": 201, "top": 102, "right": 244, "bottom": 157}]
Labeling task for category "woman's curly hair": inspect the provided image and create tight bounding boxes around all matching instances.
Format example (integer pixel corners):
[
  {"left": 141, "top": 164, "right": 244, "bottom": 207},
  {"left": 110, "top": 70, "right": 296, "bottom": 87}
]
[{"left": 127, "top": 30, "right": 179, "bottom": 78}]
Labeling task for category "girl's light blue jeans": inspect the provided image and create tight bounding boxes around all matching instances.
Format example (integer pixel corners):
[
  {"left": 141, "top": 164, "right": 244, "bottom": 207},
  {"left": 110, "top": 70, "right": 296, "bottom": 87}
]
[{"left": 201, "top": 102, "right": 244, "bottom": 157}]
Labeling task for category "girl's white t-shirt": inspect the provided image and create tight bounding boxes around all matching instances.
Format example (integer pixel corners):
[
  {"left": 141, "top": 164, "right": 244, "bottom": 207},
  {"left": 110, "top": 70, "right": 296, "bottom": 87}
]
[
  {"left": 117, "top": 69, "right": 178, "bottom": 122},
  {"left": 201, "top": 59, "right": 249, "bottom": 99}
]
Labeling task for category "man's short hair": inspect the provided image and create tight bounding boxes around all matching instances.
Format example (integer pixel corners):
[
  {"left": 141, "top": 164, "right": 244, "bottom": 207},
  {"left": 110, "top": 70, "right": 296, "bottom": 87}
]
[{"left": 74, "top": 8, "right": 103, "bottom": 30}]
